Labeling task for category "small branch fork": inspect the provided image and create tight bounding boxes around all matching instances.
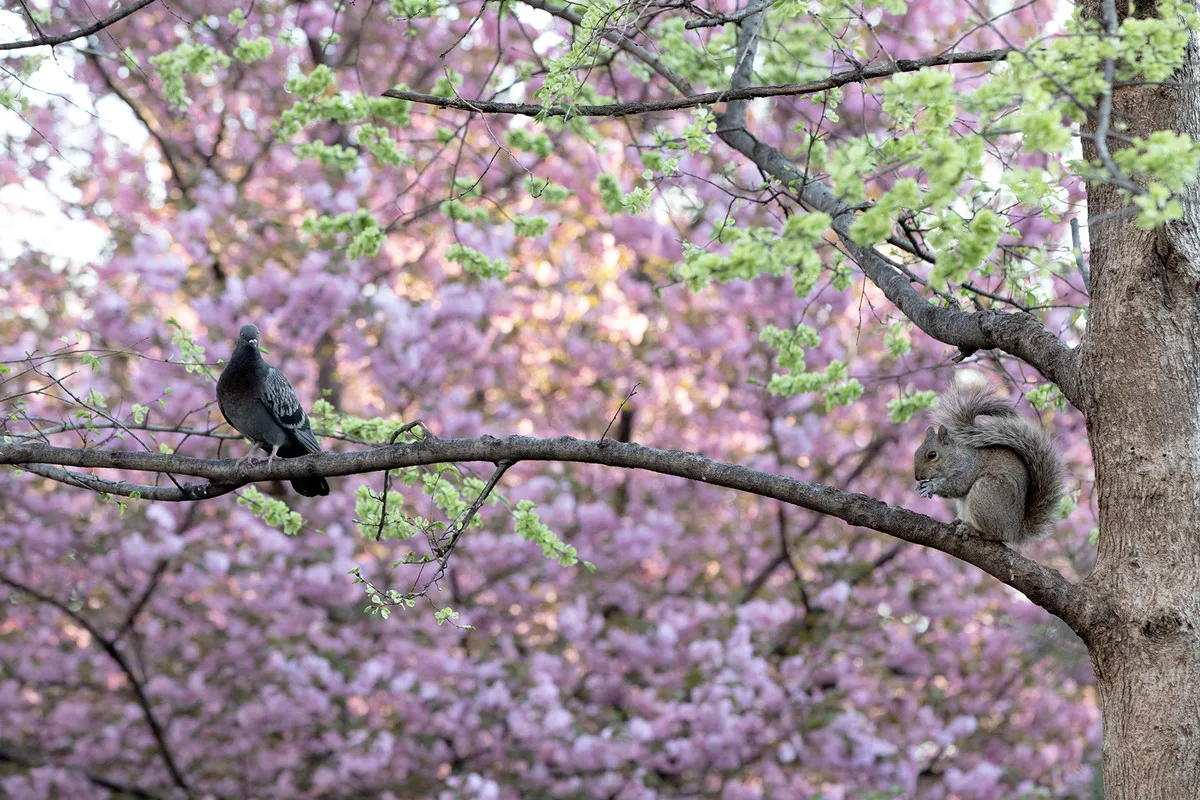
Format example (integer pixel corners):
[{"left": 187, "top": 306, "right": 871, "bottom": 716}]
[
  {"left": 739, "top": 433, "right": 894, "bottom": 604},
  {"left": 357, "top": 459, "right": 514, "bottom": 608},
  {"left": 0, "top": 434, "right": 1106, "bottom": 639},
  {"left": 426, "top": 459, "right": 514, "bottom": 586}
]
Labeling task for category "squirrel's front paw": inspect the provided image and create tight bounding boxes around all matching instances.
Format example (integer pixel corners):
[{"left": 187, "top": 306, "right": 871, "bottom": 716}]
[
  {"left": 916, "top": 479, "right": 939, "bottom": 499},
  {"left": 951, "top": 520, "right": 973, "bottom": 538}
]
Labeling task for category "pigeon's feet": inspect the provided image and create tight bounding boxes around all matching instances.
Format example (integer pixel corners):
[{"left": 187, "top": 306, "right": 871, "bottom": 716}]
[{"left": 235, "top": 448, "right": 274, "bottom": 472}]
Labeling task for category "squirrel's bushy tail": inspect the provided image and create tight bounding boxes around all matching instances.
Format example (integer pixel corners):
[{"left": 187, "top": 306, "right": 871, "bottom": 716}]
[
  {"left": 932, "top": 385, "right": 1019, "bottom": 428},
  {"left": 937, "top": 385, "right": 1066, "bottom": 541}
]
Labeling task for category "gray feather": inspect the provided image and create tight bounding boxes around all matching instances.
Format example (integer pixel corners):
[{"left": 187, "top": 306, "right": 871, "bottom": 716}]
[{"left": 263, "top": 366, "right": 320, "bottom": 452}]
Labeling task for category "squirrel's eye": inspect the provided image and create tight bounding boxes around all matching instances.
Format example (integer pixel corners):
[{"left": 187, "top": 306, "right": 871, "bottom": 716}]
[{"left": 927, "top": 451, "right": 937, "bottom": 460}]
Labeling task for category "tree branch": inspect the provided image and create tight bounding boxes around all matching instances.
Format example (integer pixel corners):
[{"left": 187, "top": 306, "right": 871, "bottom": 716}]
[
  {"left": 0, "top": 573, "right": 192, "bottom": 794},
  {"left": 0, "top": 740, "right": 168, "bottom": 799},
  {"left": 0, "top": 436, "right": 1103, "bottom": 637},
  {"left": 383, "top": 48, "right": 1013, "bottom": 118},
  {"left": 713, "top": 125, "right": 1081, "bottom": 404},
  {"left": 382, "top": 13, "right": 1075, "bottom": 395},
  {"left": 16, "top": 461, "right": 239, "bottom": 501},
  {"left": 685, "top": 0, "right": 777, "bottom": 29},
  {"left": 516, "top": 0, "right": 695, "bottom": 96},
  {"left": 114, "top": 559, "right": 171, "bottom": 643},
  {"left": 0, "top": 0, "right": 159, "bottom": 51},
  {"left": 690, "top": 8, "right": 1083, "bottom": 402},
  {"left": 723, "top": 0, "right": 766, "bottom": 122}
]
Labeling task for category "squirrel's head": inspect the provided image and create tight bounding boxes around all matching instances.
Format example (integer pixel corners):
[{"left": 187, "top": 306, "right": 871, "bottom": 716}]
[{"left": 913, "top": 424, "right": 953, "bottom": 481}]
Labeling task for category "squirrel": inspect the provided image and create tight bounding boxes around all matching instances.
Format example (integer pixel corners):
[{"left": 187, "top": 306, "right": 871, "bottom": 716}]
[{"left": 913, "top": 385, "right": 1065, "bottom": 545}]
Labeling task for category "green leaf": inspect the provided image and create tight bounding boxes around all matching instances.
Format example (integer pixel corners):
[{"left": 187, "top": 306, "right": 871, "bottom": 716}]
[
  {"left": 444, "top": 243, "right": 510, "bottom": 280},
  {"left": 886, "top": 389, "right": 938, "bottom": 423},
  {"left": 149, "top": 44, "right": 232, "bottom": 111},
  {"left": 233, "top": 36, "right": 273, "bottom": 63},
  {"left": 237, "top": 487, "right": 306, "bottom": 536},
  {"left": 513, "top": 500, "right": 585, "bottom": 567}
]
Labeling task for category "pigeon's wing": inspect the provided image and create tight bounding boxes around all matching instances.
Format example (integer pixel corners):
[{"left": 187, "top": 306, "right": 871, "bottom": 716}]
[
  {"left": 216, "top": 391, "right": 236, "bottom": 431},
  {"left": 261, "top": 366, "right": 321, "bottom": 454}
]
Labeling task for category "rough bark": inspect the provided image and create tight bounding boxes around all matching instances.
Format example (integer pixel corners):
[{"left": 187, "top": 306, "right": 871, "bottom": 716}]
[{"left": 1076, "top": 9, "right": 1200, "bottom": 796}]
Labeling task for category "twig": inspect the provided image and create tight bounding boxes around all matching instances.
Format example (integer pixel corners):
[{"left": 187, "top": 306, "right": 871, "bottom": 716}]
[
  {"left": 435, "top": 460, "right": 514, "bottom": 563},
  {"left": 961, "top": 281, "right": 1033, "bottom": 312},
  {"left": 16, "top": 462, "right": 232, "bottom": 501},
  {"left": 409, "top": 460, "right": 515, "bottom": 600},
  {"left": 600, "top": 382, "right": 640, "bottom": 442}
]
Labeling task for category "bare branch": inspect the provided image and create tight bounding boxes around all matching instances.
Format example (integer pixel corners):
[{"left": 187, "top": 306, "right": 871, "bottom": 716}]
[
  {"left": 17, "top": 461, "right": 239, "bottom": 501},
  {"left": 370, "top": 420, "right": 436, "bottom": 541},
  {"left": 738, "top": 549, "right": 790, "bottom": 604},
  {"left": 600, "top": 382, "right": 640, "bottom": 442},
  {"left": 0, "top": 436, "right": 1103, "bottom": 636},
  {"left": 114, "top": 560, "right": 171, "bottom": 643},
  {"left": 724, "top": 0, "right": 766, "bottom": 121},
  {"left": 0, "top": 573, "right": 192, "bottom": 794},
  {"left": 961, "top": 281, "right": 1033, "bottom": 312},
  {"left": 0, "top": 740, "right": 168, "bottom": 799},
  {"left": 0, "top": 0, "right": 159, "bottom": 52},
  {"left": 383, "top": 48, "right": 1014, "bottom": 117},
  {"left": 769, "top": 541, "right": 907, "bottom": 654},
  {"left": 8, "top": 422, "right": 241, "bottom": 441},
  {"left": 739, "top": 433, "right": 894, "bottom": 603}
]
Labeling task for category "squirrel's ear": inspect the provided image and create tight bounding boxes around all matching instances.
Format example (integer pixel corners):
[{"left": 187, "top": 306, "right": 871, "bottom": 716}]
[
  {"left": 924, "top": 426, "right": 935, "bottom": 437},
  {"left": 936, "top": 425, "right": 951, "bottom": 442}
]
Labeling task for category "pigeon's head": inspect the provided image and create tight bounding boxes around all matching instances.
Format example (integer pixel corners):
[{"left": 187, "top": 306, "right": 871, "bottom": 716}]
[{"left": 237, "top": 324, "right": 261, "bottom": 349}]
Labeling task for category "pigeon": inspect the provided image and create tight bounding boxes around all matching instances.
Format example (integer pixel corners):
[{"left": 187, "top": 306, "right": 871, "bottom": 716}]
[{"left": 216, "top": 323, "right": 330, "bottom": 497}]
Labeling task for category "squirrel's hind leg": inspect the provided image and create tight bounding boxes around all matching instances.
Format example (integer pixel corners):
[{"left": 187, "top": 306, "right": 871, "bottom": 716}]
[{"left": 962, "top": 472, "right": 1026, "bottom": 543}]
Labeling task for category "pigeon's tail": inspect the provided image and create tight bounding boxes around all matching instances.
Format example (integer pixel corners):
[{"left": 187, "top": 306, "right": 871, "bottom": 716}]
[
  {"left": 291, "top": 476, "right": 331, "bottom": 497},
  {"left": 278, "top": 439, "right": 331, "bottom": 497}
]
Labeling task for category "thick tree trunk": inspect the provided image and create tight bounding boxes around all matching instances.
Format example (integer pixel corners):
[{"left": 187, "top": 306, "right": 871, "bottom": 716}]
[{"left": 1077, "top": 17, "right": 1200, "bottom": 797}]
